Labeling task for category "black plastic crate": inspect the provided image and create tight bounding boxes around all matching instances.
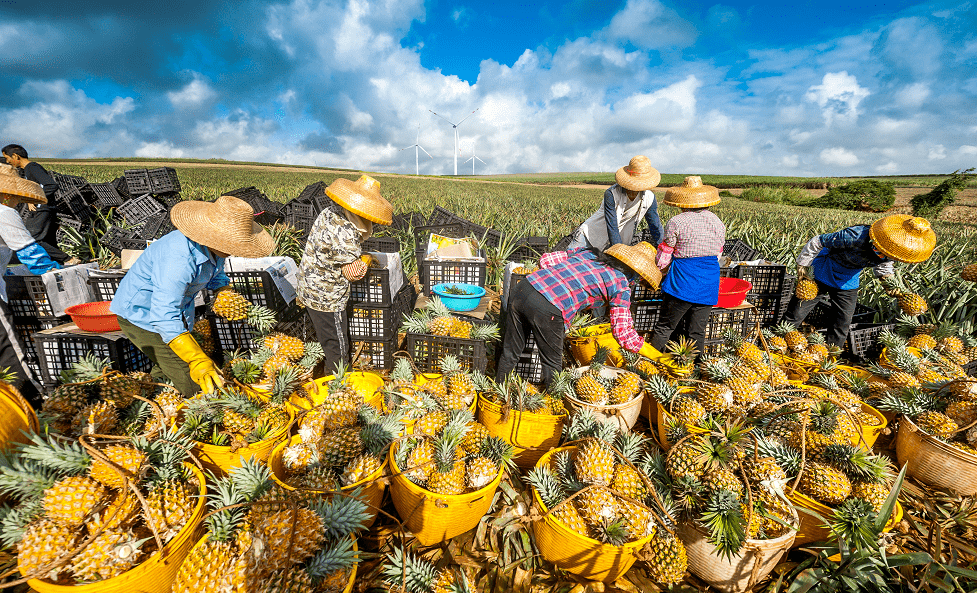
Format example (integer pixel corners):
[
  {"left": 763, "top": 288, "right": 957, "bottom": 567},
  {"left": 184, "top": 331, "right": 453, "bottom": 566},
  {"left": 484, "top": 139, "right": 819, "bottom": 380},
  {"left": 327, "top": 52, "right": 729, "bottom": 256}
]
[
  {"left": 723, "top": 238, "right": 761, "bottom": 262},
  {"left": 778, "top": 276, "right": 796, "bottom": 324},
  {"left": 223, "top": 187, "right": 283, "bottom": 224},
  {"left": 5, "top": 275, "right": 57, "bottom": 318},
  {"left": 362, "top": 236, "right": 400, "bottom": 253},
  {"left": 806, "top": 302, "right": 878, "bottom": 329},
  {"left": 119, "top": 238, "right": 149, "bottom": 251},
  {"left": 513, "top": 348, "right": 543, "bottom": 384},
  {"left": 297, "top": 182, "right": 327, "bottom": 203},
  {"left": 87, "top": 182, "right": 123, "bottom": 209},
  {"left": 425, "top": 207, "right": 504, "bottom": 249},
  {"left": 157, "top": 193, "right": 183, "bottom": 210},
  {"left": 413, "top": 223, "right": 470, "bottom": 254},
  {"left": 100, "top": 226, "right": 138, "bottom": 255},
  {"left": 352, "top": 339, "right": 399, "bottom": 370},
  {"left": 138, "top": 212, "right": 168, "bottom": 240},
  {"left": 55, "top": 215, "right": 86, "bottom": 247},
  {"left": 391, "top": 211, "right": 426, "bottom": 232},
  {"left": 404, "top": 332, "right": 488, "bottom": 373},
  {"left": 846, "top": 323, "right": 895, "bottom": 362},
  {"left": 963, "top": 359, "right": 977, "bottom": 377},
  {"left": 12, "top": 316, "right": 69, "bottom": 365},
  {"left": 148, "top": 167, "right": 181, "bottom": 194},
  {"left": 89, "top": 272, "right": 126, "bottom": 301},
  {"left": 207, "top": 304, "right": 306, "bottom": 353},
  {"left": 349, "top": 268, "right": 406, "bottom": 305},
  {"left": 55, "top": 187, "right": 93, "bottom": 223},
  {"left": 507, "top": 236, "right": 548, "bottom": 263},
  {"left": 283, "top": 201, "right": 315, "bottom": 234},
  {"left": 552, "top": 234, "right": 574, "bottom": 252},
  {"left": 347, "top": 283, "right": 416, "bottom": 340},
  {"left": 117, "top": 194, "right": 166, "bottom": 226},
  {"left": 53, "top": 173, "right": 87, "bottom": 192},
  {"left": 704, "top": 307, "right": 752, "bottom": 341},
  {"left": 631, "top": 296, "right": 665, "bottom": 333},
  {"left": 735, "top": 265, "right": 787, "bottom": 295},
  {"left": 124, "top": 169, "right": 152, "bottom": 195},
  {"left": 421, "top": 257, "right": 487, "bottom": 297},
  {"left": 35, "top": 328, "right": 152, "bottom": 388},
  {"left": 313, "top": 194, "right": 341, "bottom": 216},
  {"left": 204, "top": 270, "right": 289, "bottom": 311},
  {"left": 631, "top": 281, "right": 661, "bottom": 302},
  {"left": 111, "top": 176, "right": 131, "bottom": 199}
]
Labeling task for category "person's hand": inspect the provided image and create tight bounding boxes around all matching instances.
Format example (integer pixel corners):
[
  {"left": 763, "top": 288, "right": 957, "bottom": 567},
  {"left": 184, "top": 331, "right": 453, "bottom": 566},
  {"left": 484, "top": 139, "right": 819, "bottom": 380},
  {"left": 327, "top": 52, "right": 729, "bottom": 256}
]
[
  {"left": 341, "top": 259, "right": 368, "bottom": 281},
  {"left": 880, "top": 274, "right": 902, "bottom": 297},
  {"left": 638, "top": 342, "right": 664, "bottom": 361},
  {"left": 796, "top": 265, "right": 812, "bottom": 280},
  {"left": 169, "top": 333, "right": 224, "bottom": 393}
]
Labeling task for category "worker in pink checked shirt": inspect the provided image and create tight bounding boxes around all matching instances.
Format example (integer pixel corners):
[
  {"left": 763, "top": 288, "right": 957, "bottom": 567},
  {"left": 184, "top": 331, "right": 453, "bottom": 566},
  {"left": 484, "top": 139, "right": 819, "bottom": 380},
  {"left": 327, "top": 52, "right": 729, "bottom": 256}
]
[{"left": 496, "top": 242, "right": 661, "bottom": 387}]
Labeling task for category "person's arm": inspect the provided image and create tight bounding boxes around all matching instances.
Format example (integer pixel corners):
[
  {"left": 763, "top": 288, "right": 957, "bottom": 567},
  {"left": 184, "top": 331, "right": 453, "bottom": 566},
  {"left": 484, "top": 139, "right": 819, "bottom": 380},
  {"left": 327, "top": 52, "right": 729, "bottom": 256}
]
[
  {"left": 873, "top": 261, "right": 895, "bottom": 278},
  {"left": 147, "top": 248, "right": 199, "bottom": 343},
  {"left": 205, "top": 261, "right": 230, "bottom": 290},
  {"left": 0, "top": 210, "right": 59, "bottom": 274},
  {"left": 603, "top": 188, "right": 623, "bottom": 246},
  {"left": 24, "top": 163, "right": 58, "bottom": 201},
  {"left": 15, "top": 243, "right": 60, "bottom": 274},
  {"left": 796, "top": 235, "right": 824, "bottom": 267},
  {"left": 540, "top": 251, "right": 568, "bottom": 268},
  {"left": 644, "top": 196, "right": 664, "bottom": 246},
  {"left": 655, "top": 219, "right": 678, "bottom": 269}
]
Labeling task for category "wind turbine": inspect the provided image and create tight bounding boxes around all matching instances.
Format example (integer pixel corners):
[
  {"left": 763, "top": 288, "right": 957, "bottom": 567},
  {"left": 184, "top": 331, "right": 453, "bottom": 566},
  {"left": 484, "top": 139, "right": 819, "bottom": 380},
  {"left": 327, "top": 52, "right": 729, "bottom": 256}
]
[
  {"left": 400, "top": 124, "right": 432, "bottom": 175},
  {"left": 463, "top": 140, "right": 486, "bottom": 175},
  {"left": 429, "top": 107, "right": 479, "bottom": 175}
]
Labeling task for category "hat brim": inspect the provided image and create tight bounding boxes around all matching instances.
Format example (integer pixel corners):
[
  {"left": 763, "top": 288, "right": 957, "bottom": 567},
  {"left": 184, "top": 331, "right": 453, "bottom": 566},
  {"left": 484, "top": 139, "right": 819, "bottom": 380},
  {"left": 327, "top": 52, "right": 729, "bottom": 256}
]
[
  {"left": 606, "top": 243, "right": 662, "bottom": 290},
  {"left": 0, "top": 177, "right": 46, "bottom": 205},
  {"left": 869, "top": 219, "right": 935, "bottom": 263},
  {"left": 616, "top": 166, "right": 661, "bottom": 192},
  {"left": 170, "top": 201, "right": 275, "bottom": 258},
  {"left": 326, "top": 179, "right": 393, "bottom": 225},
  {"left": 661, "top": 196, "right": 721, "bottom": 208}
]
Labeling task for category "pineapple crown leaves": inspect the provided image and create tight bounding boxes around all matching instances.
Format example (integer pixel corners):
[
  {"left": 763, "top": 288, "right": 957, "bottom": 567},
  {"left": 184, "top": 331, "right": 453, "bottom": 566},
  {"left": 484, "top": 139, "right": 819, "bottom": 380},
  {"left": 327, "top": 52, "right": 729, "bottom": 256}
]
[
  {"left": 0, "top": 367, "right": 18, "bottom": 385},
  {"left": 16, "top": 431, "right": 92, "bottom": 476},
  {"left": 479, "top": 435, "right": 516, "bottom": 471},
  {"left": 360, "top": 413, "right": 402, "bottom": 457},
  {"left": 828, "top": 498, "right": 880, "bottom": 552},
  {"left": 269, "top": 365, "right": 303, "bottom": 404},
  {"left": 246, "top": 305, "right": 278, "bottom": 334},
  {"left": 308, "top": 492, "right": 371, "bottom": 539},
  {"left": 0, "top": 454, "right": 60, "bottom": 501},
  {"left": 756, "top": 438, "right": 802, "bottom": 478},
  {"left": 645, "top": 375, "right": 680, "bottom": 405},
  {"left": 596, "top": 517, "right": 631, "bottom": 546},
  {"left": 524, "top": 466, "right": 568, "bottom": 508},
  {"left": 402, "top": 309, "right": 434, "bottom": 334},
  {"left": 562, "top": 409, "right": 619, "bottom": 443},
  {"left": 821, "top": 445, "right": 893, "bottom": 483},
  {"left": 772, "top": 321, "right": 797, "bottom": 337},
  {"left": 666, "top": 335, "right": 699, "bottom": 364},
  {"left": 0, "top": 497, "right": 44, "bottom": 549},
  {"left": 439, "top": 354, "right": 464, "bottom": 377},
  {"left": 63, "top": 352, "right": 111, "bottom": 384},
  {"left": 390, "top": 358, "right": 416, "bottom": 384},
  {"left": 671, "top": 474, "right": 707, "bottom": 514},
  {"left": 545, "top": 370, "right": 574, "bottom": 399},
  {"left": 590, "top": 344, "right": 611, "bottom": 368},
  {"left": 305, "top": 537, "right": 359, "bottom": 582},
  {"left": 470, "top": 371, "right": 495, "bottom": 394},
  {"left": 614, "top": 430, "right": 648, "bottom": 464},
  {"left": 382, "top": 548, "right": 439, "bottom": 593},
  {"left": 297, "top": 341, "right": 326, "bottom": 370},
  {"left": 566, "top": 312, "right": 597, "bottom": 337},
  {"left": 638, "top": 449, "right": 670, "bottom": 488},
  {"left": 432, "top": 416, "right": 470, "bottom": 471},
  {"left": 874, "top": 387, "right": 939, "bottom": 416},
  {"left": 140, "top": 427, "right": 194, "bottom": 483},
  {"left": 227, "top": 457, "right": 275, "bottom": 502},
  {"left": 212, "top": 388, "right": 262, "bottom": 417},
  {"left": 469, "top": 322, "right": 501, "bottom": 342},
  {"left": 203, "top": 474, "right": 249, "bottom": 542},
  {"left": 425, "top": 296, "right": 454, "bottom": 319},
  {"left": 245, "top": 421, "right": 274, "bottom": 444},
  {"left": 447, "top": 407, "right": 475, "bottom": 427},
  {"left": 230, "top": 358, "right": 262, "bottom": 385},
  {"left": 808, "top": 401, "right": 842, "bottom": 435},
  {"left": 699, "top": 489, "right": 747, "bottom": 561},
  {"left": 877, "top": 329, "right": 908, "bottom": 351},
  {"left": 551, "top": 450, "right": 587, "bottom": 494},
  {"left": 118, "top": 400, "right": 153, "bottom": 436},
  {"left": 327, "top": 363, "right": 350, "bottom": 391}
]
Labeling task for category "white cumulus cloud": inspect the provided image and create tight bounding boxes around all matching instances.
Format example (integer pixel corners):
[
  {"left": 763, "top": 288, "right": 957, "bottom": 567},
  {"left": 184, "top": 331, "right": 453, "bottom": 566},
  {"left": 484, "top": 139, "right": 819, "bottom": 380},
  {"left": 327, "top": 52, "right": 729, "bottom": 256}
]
[
  {"left": 805, "top": 71, "right": 870, "bottom": 126},
  {"left": 820, "top": 147, "right": 860, "bottom": 167}
]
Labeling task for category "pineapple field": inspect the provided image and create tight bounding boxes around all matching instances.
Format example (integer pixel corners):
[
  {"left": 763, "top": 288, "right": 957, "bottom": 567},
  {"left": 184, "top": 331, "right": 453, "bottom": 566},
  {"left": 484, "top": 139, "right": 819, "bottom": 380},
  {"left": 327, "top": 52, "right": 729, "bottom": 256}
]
[{"left": 1, "top": 160, "right": 977, "bottom": 593}]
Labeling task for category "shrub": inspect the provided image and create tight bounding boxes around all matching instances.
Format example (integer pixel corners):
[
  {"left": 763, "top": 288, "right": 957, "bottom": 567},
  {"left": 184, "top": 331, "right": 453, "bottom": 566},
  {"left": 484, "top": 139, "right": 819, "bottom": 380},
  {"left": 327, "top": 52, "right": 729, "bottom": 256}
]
[
  {"left": 739, "top": 185, "right": 811, "bottom": 205},
  {"left": 910, "top": 168, "right": 975, "bottom": 218},
  {"left": 812, "top": 180, "right": 895, "bottom": 212}
]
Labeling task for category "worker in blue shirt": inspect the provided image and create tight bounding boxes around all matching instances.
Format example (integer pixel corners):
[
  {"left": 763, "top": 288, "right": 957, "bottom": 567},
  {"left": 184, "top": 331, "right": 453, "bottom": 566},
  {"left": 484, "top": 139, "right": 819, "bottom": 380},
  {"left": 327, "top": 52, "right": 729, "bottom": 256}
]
[
  {"left": 0, "top": 165, "right": 61, "bottom": 405},
  {"left": 782, "top": 214, "right": 936, "bottom": 346},
  {"left": 111, "top": 195, "right": 273, "bottom": 396}
]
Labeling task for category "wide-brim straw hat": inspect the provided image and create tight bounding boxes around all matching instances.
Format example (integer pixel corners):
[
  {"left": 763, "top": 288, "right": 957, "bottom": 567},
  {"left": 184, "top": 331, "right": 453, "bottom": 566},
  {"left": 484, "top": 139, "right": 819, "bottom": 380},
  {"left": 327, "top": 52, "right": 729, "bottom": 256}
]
[
  {"left": 170, "top": 195, "right": 275, "bottom": 258},
  {"left": 615, "top": 155, "right": 661, "bottom": 192},
  {"left": 869, "top": 214, "right": 936, "bottom": 263},
  {"left": 606, "top": 242, "right": 663, "bottom": 289},
  {"left": 663, "top": 176, "right": 720, "bottom": 208},
  {"left": 325, "top": 175, "right": 393, "bottom": 225},
  {"left": 0, "top": 164, "right": 46, "bottom": 205}
]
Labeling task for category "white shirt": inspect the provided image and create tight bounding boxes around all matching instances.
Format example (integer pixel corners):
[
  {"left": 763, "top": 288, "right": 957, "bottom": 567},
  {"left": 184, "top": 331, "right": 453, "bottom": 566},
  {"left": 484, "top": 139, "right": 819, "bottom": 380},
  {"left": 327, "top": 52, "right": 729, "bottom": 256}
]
[
  {"left": 0, "top": 204, "right": 39, "bottom": 302},
  {"left": 577, "top": 185, "right": 656, "bottom": 250}
]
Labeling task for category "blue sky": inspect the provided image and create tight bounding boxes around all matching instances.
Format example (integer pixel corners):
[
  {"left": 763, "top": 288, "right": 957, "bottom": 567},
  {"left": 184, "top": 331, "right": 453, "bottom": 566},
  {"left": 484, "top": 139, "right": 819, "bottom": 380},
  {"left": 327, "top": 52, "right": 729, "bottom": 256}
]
[{"left": 0, "top": 0, "right": 974, "bottom": 176}]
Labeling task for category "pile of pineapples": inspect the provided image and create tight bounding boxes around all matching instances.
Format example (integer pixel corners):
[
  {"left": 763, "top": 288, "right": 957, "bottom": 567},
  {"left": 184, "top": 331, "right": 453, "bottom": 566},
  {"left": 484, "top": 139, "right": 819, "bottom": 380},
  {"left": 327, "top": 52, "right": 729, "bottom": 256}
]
[
  {"left": 568, "top": 347, "right": 644, "bottom": 406},
  {"left": 525, "top": 412, "right": 688, "bottom": 585},
  {"left": 764, "top": 322, "right": 838, "bottom": 364},
  {"left": 0, "top": 429, "right": 200, "bottom": 585},
  {"left": 394, "top": 409, "right": 515, "bottom": 495},
  {"left": 280, "top": 368, "right": 401, "bottom": 490},
  {"left": 384, "top": 356, "right": 480, "bottom": 430},
  {"left": 172, "top": 459, "right": 366, "bottom": 593},
  {"left": 476, "top": 371, "right": 567, "bottom": 416},
  {"left": 401, "top": 297, "right": 500, "bottom": 341}
]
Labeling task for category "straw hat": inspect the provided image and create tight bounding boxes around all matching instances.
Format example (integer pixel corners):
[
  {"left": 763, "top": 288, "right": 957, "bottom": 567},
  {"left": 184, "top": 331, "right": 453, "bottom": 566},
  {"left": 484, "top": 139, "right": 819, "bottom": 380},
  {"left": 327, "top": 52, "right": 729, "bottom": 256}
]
[
  {"left": 606, "top": 242, "right": 663, "bottom": 289},
  {"left": 869, "top": 214, "right": 936, "bottom": 263},
  {"left": 170, "top": 195, "right": 274, "bottom": 258},
  {"left": 0, "top": 164, "right": 46, "bottom": 205},
  {"left": 662, "top": 176, "right": 720, "bottom": 209},
  {"left": 615, "top": 156, "right": 661, "bottom": 192},
  {"left": 325, "top": 175, "right": 393, "bottom": 225}
]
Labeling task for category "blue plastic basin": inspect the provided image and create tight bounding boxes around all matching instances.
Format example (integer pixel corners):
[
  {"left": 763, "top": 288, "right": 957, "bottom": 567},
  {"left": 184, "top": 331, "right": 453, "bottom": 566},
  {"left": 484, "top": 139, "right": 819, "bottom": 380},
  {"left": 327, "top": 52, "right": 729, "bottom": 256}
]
[{"left": 431, "top": 283, "right": 486, "bottom": 312}]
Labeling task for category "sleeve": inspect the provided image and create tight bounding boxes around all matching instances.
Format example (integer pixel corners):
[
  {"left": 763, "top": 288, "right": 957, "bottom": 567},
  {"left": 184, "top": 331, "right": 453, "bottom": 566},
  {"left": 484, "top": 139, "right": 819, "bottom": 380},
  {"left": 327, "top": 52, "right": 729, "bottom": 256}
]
[
  {"left": 540, "top": 251, "right": 569, "bottom": 268},
  {"left": 796, "top": 235, "right": 824, "bottom": 266},
  {"left": 0, "top": 209, "right": 38, "bottom": 251},
  {"left": 205, "top": 261, "right": 230, "bottom": 290},
  {"left": 24, "top": 163, "right": 58, "bottom": 200},
  {"left": 873, "top": 261, "right": 895, "bottom": 277},
  {"left": 147, "top": 246, "right": 197, "bottom": 343},
  {"left": 609, "top": 306, "right": 645, "bottom": 352},
  {"left": 656, "top": 220, "right": 677, "bottom": 268},
  {"left": 644, "top": 197, "right": 664, "bottom": 246},
  {"left": 603, "top": 188, "right": 622, "bottom": 246},
  {"left": 15, "top": 243, "right": 60, "bottom": 274},
  {"left": 817, "top": 227, "right": 860, "bottom": 250}
]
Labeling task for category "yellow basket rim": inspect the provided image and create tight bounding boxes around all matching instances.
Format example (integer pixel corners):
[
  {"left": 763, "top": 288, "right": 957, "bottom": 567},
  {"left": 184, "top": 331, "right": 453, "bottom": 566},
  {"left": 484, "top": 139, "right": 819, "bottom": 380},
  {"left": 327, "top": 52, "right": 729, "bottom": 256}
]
[{"left": 477, "top": 394, "right": 567, "bottom": 422}]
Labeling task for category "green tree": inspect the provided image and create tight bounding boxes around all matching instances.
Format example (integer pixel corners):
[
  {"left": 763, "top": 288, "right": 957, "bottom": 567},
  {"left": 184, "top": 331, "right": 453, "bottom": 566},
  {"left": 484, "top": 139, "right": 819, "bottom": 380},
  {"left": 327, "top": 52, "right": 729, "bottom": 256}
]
[
  {"left": 812, "top": 180, "right": 896, "bottom": 213},
  {"left": 910, "top": 168, "right": 975, "bottom": 218}
]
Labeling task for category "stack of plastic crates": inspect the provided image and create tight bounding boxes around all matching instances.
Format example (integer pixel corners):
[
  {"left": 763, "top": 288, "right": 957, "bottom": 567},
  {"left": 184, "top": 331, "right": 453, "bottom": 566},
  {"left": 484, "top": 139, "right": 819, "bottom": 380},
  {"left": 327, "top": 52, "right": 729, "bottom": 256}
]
[{"left": 5, "top": 275, "right": 70, "bottom": 381}]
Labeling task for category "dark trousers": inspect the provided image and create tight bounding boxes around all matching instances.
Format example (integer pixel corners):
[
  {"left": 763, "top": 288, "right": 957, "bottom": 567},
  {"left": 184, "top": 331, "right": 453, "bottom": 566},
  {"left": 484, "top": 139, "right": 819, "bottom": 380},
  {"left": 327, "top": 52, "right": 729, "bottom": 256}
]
[
  {"left": 307, "top": 308, "right": 350, "bottom": 375},
  {"left": 117, "top": 317, "right": 198, "bottom": 397},
  {"left": 497, "top": 280, "right": 564, "bottom": 387},
  {"left": 650, "top": 293, "right": 712, "bottom": 356},
  {"left": 782, "top": 280, "right": 858, "bottom": 347},
  {"left": 0, "top": 300, "right": 41, "bottom": 407}
]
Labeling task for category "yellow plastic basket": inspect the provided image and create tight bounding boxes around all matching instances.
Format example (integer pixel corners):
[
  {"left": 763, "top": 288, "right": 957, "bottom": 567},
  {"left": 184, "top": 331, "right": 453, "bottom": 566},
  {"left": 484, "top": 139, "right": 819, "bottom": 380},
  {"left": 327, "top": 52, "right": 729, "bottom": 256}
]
[
  {"left": 530, "top": 447, "right": 655, "bottom": 582},
  {"left": 0, "top": 382, "right": 37, "bottom": 455},
  {"left": 290, "top": 372, "right": 385, "bottom": 412},
  {"left": 388, "top": 442, "right": 503, "bottom": 546},
  {"left": 476, "top": 396, "right": 565, "bottom": 469},
  {"left": 268, "top": 435, "right": 387, "bottom": 528},
  {"left": 26, "top": 463, "right": 207, "bottom": 593},
  {"left": 855, "top": 403, "right": 887, "bottom": 450},
  {"left": 788, "top": 489, "right": 903, "bottom": 547},
  {"left": 191, "top": 407, "right": 294, "bottom": 477},
  {"left": 567, "top": 324, "right": 620, "bottom": 366}
]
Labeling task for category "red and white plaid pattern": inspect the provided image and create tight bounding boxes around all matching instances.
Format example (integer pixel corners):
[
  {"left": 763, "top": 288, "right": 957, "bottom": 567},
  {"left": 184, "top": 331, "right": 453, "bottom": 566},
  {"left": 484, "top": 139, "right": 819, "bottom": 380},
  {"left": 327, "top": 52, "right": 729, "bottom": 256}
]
[{"left": 657, "top": 210, "right": 725, "bottom": 267}]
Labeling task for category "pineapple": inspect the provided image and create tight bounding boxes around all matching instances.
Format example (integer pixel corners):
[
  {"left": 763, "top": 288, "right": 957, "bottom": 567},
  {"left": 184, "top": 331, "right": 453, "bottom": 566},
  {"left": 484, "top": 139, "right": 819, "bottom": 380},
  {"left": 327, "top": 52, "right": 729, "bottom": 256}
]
[
  {"left": 252, "top": 507, "right": 326, "bottom": 571},
  {"left": 343, "top": 453, "right": 384, "bottom": 486},
  {"left": 574, "top": 441, "right": 615, "bottom": 486},
  {"left": 898, "top": 291, "right": 928, "bottom": 316},
  {"left": 17, "top": 519, "right": 78, "bottom": 580},
  {"left": 574, "top": 373, "right": 608, "bottom": 406},
  {"left": 795, "top": 277, "right": 818, "bottom": 301},
  {"left": 610, "top": 462, "right": 648, "bottom": 501},
  {"left": 665, "top": 436, "right": 706, "bottom": 481},
  {"left": 318, "top": 426, "right": 363, "bottom": 467},
  {"left": 798, "top": 462, "right": 852, "bottom": 505},
  {"left": 608, "top": 371, "right": 641, "bottom": 404},
  {"left": 89, "top": 444, "right": 147, "bottom": 489},
  {"left": 466, "top": 456, "right": 498, "bottom": 490},
  {"left": 145, "top": 479, "right": 198, "bottom": 540},
  {"left": 645, "top": 531, "right": 688, "bottom": 586},
  {"left": 212, "top": 288, "right": 250, "bottom": 320},
  {"left": 672, "top": 395, "right": 707, "bottom": 426},
  {"left": 961, "top": 263, "right": 977, "bottom": 282},
  {"left": 915, "top": 410, "right": 958, "bottom": 440},
  {"left": 851, "top": 481, "right": 890, "bottom": 513},
  {"left": 416, "top": 410, "right": 449, "bottom": 436},
  {"left": 575, "top": 485, "right": 619, "bottom": 527},
  {"left": 806, "top": 332, "right": 830, "bottom": 361},
  {"left": 426, "top": 419, "right": 468, "bottom": 495},
  {"left": 775, "top": 322, "right": 807, "bottom": 352},
  {"left": 946, "top": 400, "right": 977, "bottom": 426},
  {"left": 69, "top": 529, "right": 144, "bottom": 581},
  {"left": 263, "top": 332, "right": 305, "bottom": 361},
  {"left": 43, "top": 476, "right": 108, "bottom": 527},
  {"left": 525, "top": 467, "right": 590, "bottom": 537},
  {"left": 72, "top": 401, "right": 119, "bottom": 435},
  {"left": 89, "top": 489, "right": 140, "bottom": 533},
  {"left": 440, "top": 355, "right": 475, "bottom": 409}
]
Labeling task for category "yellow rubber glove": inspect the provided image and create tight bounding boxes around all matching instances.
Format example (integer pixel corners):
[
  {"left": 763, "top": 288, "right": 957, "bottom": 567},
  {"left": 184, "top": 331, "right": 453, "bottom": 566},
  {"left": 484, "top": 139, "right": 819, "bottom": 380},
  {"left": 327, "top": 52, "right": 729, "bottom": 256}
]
[
  {"left": 638, "top": 342, "right": 665, "bottom": 361},
  {"left": 169, "top": 332, "right": 224, "bottom": 393}
]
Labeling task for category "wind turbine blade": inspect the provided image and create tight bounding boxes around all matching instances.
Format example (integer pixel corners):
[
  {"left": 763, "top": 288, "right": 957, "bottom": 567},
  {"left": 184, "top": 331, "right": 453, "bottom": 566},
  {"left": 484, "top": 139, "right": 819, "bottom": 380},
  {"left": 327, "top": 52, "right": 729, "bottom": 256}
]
[
  {"left": 418, "top": 145, "right": 433, "bottom": 159},
  {"left": 456, "top": 107, "right": 479, "bottom": 127},
  {"left": 464, "top": 156, "right": 474, "bottom": 164},
  {"left": 475, "top": 157, "right": 486, "bottom": 164},
  {"left": 429, "top": 109, "right": 456, "bottom": 125},
  {"left": 400, "top": 145, "right": 416, "bottom": 151}
]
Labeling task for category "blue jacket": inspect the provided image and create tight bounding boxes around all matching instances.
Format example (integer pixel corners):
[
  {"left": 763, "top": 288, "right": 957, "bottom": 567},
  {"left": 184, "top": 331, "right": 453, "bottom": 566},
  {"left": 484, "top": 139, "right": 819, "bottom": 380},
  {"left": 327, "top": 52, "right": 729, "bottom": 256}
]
[
  {"left": 110, "top": 231, "right": 229, "bottom": 342},
  {"left": 811, "top": 225, "right": 892, "bottom": 290}
]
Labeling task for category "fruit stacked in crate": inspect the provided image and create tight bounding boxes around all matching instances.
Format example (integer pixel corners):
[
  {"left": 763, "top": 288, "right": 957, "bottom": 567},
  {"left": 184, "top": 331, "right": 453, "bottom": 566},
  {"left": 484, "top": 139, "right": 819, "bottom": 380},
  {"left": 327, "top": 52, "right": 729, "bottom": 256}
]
[
  {"left": 348, "top": 245, "right": 415, "bottom": 370},
  {"left": 401, "top": 298, "right": 501, "bottom": 374}
]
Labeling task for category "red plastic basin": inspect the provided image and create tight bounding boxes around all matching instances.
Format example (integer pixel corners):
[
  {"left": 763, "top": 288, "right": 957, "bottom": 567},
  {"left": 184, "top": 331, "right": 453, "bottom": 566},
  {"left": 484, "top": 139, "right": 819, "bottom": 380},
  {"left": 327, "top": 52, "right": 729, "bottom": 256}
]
[
  {"left": 64, "top": 301, "right": 121, "bottom": 332},
  {"left": 716, "top": 277, "right": 752, "bottom": 308}
]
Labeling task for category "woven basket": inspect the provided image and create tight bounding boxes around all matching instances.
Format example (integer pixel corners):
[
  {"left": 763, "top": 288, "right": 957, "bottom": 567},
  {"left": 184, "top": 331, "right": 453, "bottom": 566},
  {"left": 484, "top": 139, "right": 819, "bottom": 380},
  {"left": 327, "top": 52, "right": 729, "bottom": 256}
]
[
  {"left": 565, "top": 366, "right": 643, "bottom": 430},
  {"left": 268, "top": 435, "right": 387, "bottom": 528},
  {"left": 0, "top": 382, "right": 38, "bottom": 454},
  {"left": 788, "top": 489, "right": 904, "bottom": 547},
  {"left": 476, "top": 396, "right": 565, "bottom": 469},
  {"left": 677, "top": 517, "right": 796, "bottom": 593},
  {"left": 895, "top": 415, "right": 977, "bottom": 496},
  {"left": 290, "top": 372, "right": 385, "bottom": 412},
  {"left": 388, "top": 441, "right": 503, "bottom": 546},
  {"left": 191, "top": 408, "right": 293, "bottom": 476},
  {"left": 530, "top": 447, "right": 655, "bottom": 582},
  {"left": 26, "top": 463, "right": 207, "bottom": 593}
]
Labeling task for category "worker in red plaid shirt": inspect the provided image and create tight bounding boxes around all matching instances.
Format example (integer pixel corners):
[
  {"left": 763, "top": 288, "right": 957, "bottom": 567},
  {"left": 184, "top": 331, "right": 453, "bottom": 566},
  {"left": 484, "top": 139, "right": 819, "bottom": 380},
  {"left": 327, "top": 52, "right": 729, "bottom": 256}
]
[
  {"left": 497, "top": 242, "right": 661, "bottom": 387},
  {"left": 649, "top": 177, "right": 726, "bottom": 357}
]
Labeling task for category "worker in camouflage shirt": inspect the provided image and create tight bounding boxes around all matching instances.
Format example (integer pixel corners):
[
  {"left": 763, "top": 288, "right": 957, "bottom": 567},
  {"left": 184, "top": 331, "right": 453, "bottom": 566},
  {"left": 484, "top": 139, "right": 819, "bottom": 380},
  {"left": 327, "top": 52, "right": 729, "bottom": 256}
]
[{"left": 297, "top": 176, "right": 392, "bottom": 372}]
